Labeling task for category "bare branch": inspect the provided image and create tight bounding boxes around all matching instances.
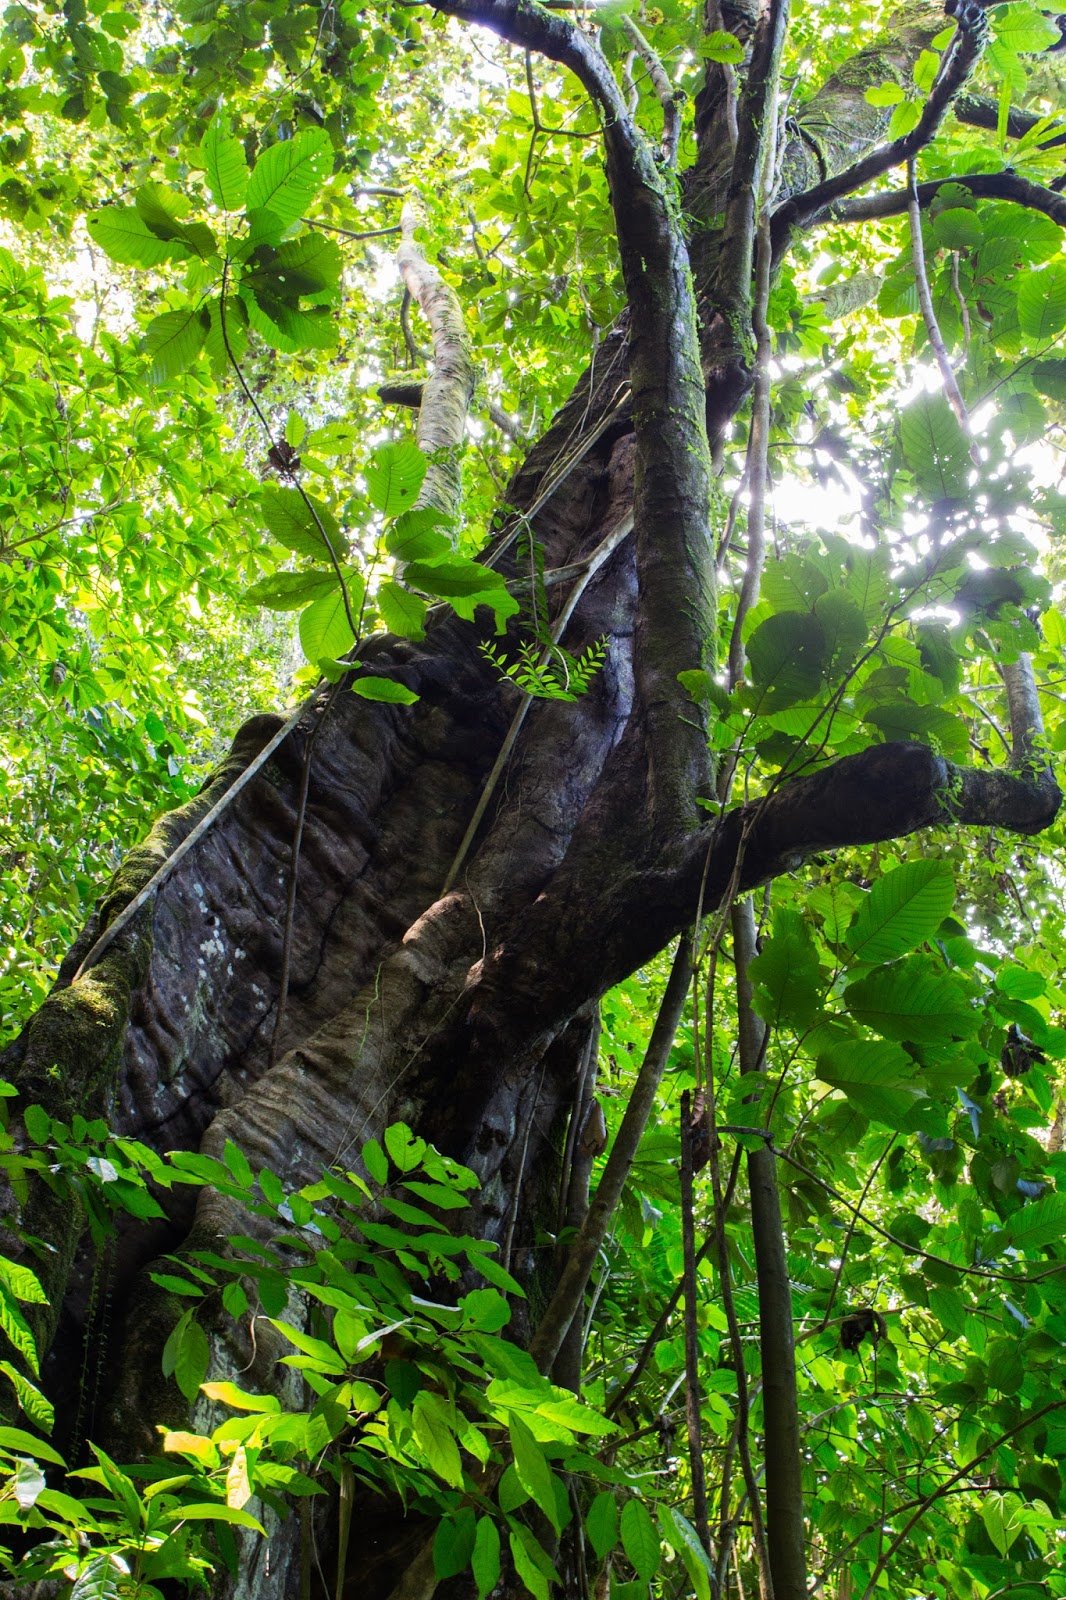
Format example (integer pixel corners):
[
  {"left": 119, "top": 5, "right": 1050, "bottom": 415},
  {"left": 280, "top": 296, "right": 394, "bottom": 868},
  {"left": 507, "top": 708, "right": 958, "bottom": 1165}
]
[
  {"left": 906, "top": 157, "right": 977, "bottom": 443},
  {"left": 827, "top": 170, "right": 1066, "bottom": 230}
]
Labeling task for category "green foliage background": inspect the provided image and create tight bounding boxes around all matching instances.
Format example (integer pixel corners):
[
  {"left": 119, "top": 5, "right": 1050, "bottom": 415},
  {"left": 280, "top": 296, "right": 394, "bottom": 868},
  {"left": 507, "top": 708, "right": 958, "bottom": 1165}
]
[{"left": 0, "top": 1, "right": 1064, "bottom": 1598}]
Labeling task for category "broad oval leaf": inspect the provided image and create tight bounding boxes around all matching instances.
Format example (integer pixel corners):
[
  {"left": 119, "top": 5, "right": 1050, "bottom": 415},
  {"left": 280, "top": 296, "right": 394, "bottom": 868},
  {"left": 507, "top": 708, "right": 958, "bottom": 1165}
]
[
  {"left": 376, "top": 580, "right": 427, "bottom": 641},
  {"left": 746, "top": 611, "right": 828, "bottom": 710},
  {"left": 620, "top": 1496, "right": 660, "bottom": 1581},
  {"left": 585, "top": 1489, "right": 618, "bottom": 1559},
  {"left": 1006, "top": 1191, "right": 1066, "bottom": 1251},
  {"left": 508, "top": 1411, "right": 560, "bottom": 1533},
  {"left": 87, "top": 206, "right": 191, "bottom": 268},
  {"left": 351, "top": 675, "right": 418, "bottom": 705},
  {"left": 365, "top": 439, "right": 427, "bottom": 516},
  {"left": 144, "top": 308, "right": 206, "bottom": 385},
  {"left": 472, "top": 1515, "right": 501, "bottom": 1600},
  {"left": 245, "top": 569, "right": 338, "bottom": 611},
  {"left": 750, "top": 908, "right": 823, "bottom": 1027},
  {"left": 199, "top": 115, "right": 249, "bottom": 212},
  {"left": 245, "top": 129, "right": 332, "bottom": 233},
  {"left": 433, "top": 1506, "right": 477, "bottom": 1581},
  {"left": 844, "top": 960, "right": 977, "bottom": 1044},
  {"left": 412, "top": 1390, "right": 463, "bottom": 1488},
  {"left": 299, "top": 587, "right": 357, "bottom": 666},
  {"left": 1017, "top": 262, "right": 1066, "bottom": 341},
  {"left": 899, "top": 392, "right": 970, "bottom": 498},
  {"left": 260, "top": 485, "right": 342, "bottom": 561},
  {"left": 174, "top": 1315, "right": 210, "bottom": 1402},
  {"left": 845, "top": 859, "right": 955, "bottom": 964}
]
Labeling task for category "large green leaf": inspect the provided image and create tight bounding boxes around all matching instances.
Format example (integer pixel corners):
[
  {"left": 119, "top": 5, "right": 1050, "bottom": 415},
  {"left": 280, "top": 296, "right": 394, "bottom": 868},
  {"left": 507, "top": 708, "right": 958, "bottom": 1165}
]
[
  {"left": 299, "top": 587, "right": 357, "bottom": 664},
  {"left": 899, "top": 392, "right": 970, "bottom": 498},
  {"left": 471, "top": 1516, "right": 501, "bottom": 1600},
  {"left": 508, "top": 1524, "right": 558, "bottom": 1600},
  {"left": 816, "top": 1038, "right": 927, "bottom": 1127},
  {"left": 376, "top": 580, "right": 427, "bottom": 640},
  {"left": 746, "top": 611, "right": 828, "bottom": 710},
  {"left": 749, "top": 908, "right": 823, "bottom": 1027},
  {"left": 413, "top": 1391, "right": 464, "bottom": 1487},
  {"left": 245, "top": 129, "right": 332, "bottom": 233},
  {"left": 1017, "top": 263, "right": 1066, "bottom": 341},
  {"left": 351, "top": 675, "right": 418, "bottom": 705},
  {"left": 366, "top": 439, "right": 427, "bottom": 516},
  {"left": 585, "top": 1491, "right": 618, "bottom": 1559},
  {"left": 845, "top": 859, "right": 955, "bottom": 964},
  {"left": 1006, "top": 1191, "right": 1066, "bottom": 1251},
  {"left": 991, "top": 3, "right": 1061, "bottom": 53},
  {"left": 508, "top": 1412, "right": 560, "bottom": 1533},
  {"left": 0, "top": 1287, "right": 39, "bottom": 1374},
  {"left": 844, "top": 959, "right": 977, "bottom": 1044},
  {"left": 404, "top": 556, "right": 509, "bottom": 600},
  {"left": 86, "top": 206, "right": 192, "bottom": 268},
  {"left": 260, "top": 485, "right": 343, "bottom": 561},
  {"left": 245, "top": 569, "right": 339, "bottom": 611},
  {"left": 134, "top": 183, "right": 216, "bottom": 259},
  {"left": 199, "top": 115, "right": 249, "bottom": 211},
  {"left": 433, "top": 1506, "right": 477, "bottom": 1581},
  {"left": 620, "top": 1497, "right": 659, "bottom": 1581},
  {"left": 144, "top": 308, "right": 207, "bottom": 385},
  {"left": 243, "top": 290, "right": 337, "bottom": 353}
]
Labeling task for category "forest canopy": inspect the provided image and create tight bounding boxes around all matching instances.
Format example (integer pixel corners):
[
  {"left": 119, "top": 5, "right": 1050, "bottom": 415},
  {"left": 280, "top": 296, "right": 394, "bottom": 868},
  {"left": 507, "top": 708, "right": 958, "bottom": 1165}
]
[{"left": 0, "top": 1, "right": 1065, "bottom": 1599}]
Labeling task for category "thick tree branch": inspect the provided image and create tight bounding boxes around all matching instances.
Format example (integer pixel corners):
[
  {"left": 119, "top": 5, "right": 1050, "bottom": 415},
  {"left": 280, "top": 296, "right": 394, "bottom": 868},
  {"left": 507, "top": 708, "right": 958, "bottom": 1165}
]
[
  {"left": 826, "top": 170, "right": 1066, "bottom": 230},
  {"left": 771, "top": 0, "right": 989, "bottom": 250},
  {"left": 715, "top": 0, "right": 791, "bottom": 341},
  {"left": 691, "top": 741, "right": 1061, "bottom": 914},
  {"left": 395, "top": 201, "right": 476, "bottom": 522},
  {"left": 954, "top": 91, "right": 1066, "bottom": 148}
]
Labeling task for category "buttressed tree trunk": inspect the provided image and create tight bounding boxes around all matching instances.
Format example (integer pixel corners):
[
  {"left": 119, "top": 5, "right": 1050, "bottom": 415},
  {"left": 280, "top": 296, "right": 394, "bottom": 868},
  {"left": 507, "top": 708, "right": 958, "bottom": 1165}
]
[{"left": 1, "top": 2, "right": 1061, "bottom": 1597}]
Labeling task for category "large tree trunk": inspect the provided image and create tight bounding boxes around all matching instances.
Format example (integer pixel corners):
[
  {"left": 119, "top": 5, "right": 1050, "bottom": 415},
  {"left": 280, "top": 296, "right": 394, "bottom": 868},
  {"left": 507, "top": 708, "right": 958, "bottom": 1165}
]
[{"left": 1, "top": 4, "right": 1061, "bottom": 1597}]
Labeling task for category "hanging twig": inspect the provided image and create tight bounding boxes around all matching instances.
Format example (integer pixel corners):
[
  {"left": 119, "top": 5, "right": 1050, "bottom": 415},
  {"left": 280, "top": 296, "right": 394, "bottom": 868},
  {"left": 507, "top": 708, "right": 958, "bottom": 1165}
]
[{"left": 906, "top": 159, "right": 975, "bottom": 445}]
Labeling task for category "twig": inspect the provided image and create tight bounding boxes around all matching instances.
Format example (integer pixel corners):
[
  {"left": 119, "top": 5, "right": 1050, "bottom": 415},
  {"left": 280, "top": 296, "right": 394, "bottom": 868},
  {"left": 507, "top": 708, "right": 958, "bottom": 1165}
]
[
  {"left": 396, "top": 199, "right": 475, "bottom": 523},
  {"left": 529, "top": 933, "right": 693, "bottom": 1373},
  {"left": 856, "top": 1400, "right": 1066, "bottom": 1599}
]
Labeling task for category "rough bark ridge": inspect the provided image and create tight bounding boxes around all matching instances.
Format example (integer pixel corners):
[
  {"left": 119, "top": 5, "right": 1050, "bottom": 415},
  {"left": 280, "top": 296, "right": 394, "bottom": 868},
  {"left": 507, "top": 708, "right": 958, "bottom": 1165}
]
[{"left": 0, "top": 3, "right": 1061, "bottom": 1598}]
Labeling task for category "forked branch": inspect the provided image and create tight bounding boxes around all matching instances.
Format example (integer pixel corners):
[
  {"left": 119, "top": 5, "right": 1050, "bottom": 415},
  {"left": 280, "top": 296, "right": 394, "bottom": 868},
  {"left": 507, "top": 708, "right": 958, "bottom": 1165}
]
[{"left": 771, "top": 0, "right": 990, "bottom": 251}]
